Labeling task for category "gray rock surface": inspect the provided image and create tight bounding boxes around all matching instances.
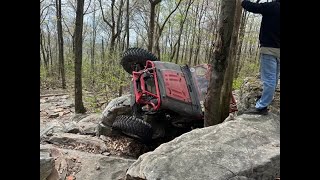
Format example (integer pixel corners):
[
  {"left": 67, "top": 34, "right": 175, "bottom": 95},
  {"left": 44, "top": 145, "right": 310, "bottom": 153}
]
[
  {"left": 48, "top": 133, "right": 108, "bottom": 154},
  {"left": 41, "top": 144, "right": 135, "bottom": 180},
  {"left": 78, "top": 121, "right": 98, "bottom": 135},
  {"left": 65, "top": 121, "right": 80, "bottom": 134},
  {"left": 101, "top": 94, "right": 132, "bottom": 126},
  {"left": 40, "top": 149, "right": 55, "bottom": 180},
  {"left": 40, "top": 120, "right": 66, "bottom": 138},
  {"left": 79, "top": 113, "right": 101, "bottom": 123},
  {"left": 126, "top": 114, "right": 280, "bottom": 180}
]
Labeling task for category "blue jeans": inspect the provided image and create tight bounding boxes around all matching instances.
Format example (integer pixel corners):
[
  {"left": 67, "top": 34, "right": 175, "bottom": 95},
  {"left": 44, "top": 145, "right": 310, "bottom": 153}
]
[{"left": 256, "top": 54, "right": 280, "bottom": 109}]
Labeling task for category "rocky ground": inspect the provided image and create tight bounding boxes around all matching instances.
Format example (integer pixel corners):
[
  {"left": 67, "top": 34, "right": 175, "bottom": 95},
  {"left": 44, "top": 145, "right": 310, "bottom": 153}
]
[{"left": 40, "top": 89, "right": 154, "bottom": 180}]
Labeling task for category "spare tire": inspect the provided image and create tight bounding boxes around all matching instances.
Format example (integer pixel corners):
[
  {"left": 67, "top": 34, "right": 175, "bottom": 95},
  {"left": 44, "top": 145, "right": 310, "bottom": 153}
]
[
  {"left": 112, "top": 115, "right": 153, "bottom": 142},
  {"left": 120, "top": 47, "right": 158, "bottom": 74}
]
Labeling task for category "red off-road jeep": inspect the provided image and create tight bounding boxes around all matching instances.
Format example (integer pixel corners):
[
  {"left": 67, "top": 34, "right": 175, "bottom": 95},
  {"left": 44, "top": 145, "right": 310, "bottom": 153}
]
[{"left": 112, "top": 48, "right": 237, "bottom": 142}]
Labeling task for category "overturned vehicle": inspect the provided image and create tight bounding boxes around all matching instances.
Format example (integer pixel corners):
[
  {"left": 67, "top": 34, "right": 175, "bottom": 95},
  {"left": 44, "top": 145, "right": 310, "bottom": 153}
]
[{"left": 100, "top": 48, "right": 238, "bottom": 142}]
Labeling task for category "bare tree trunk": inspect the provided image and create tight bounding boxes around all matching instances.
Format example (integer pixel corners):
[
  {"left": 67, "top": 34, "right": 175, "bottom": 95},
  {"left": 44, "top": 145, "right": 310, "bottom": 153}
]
[
  {"left": 45, "top": 42, "right": 50, "bottom": 70},
  {"left": 220, "top": 0, "right": 242, "bottom": 121},
  {"left": 40, "top": 54, "right": 42, "bottom": 86},
  {"left": 183, "top": 24, "right": 191, "bottom": 64},
  {"left": 208, "top": 0, "right": 221, "bottom": 64},
  {"left": 173, "top": 0, "right": 193, "bottom": 64},
  {"left": 116, "top": 0, "right": 124, "bottom": 52},
  {"left": 180, "top": 33, "right": 186, "bottom": 64},
  {"left": 120, "top": 33, "right": 125, "bottom": 52},
  {"left": 100, "top": 38, "right": 108, "bottom": 97},
  {"left": 234, "top": 11, "right": 248, "bottom": 78},
  {"left": 155, "top": 6, "right": 161, "bottom": 59},
  {"left": 247, "top": 16, "right": 255, "bottom": 58},
  {"left": 206, "top": 0, "right": 219, "bottom": 63},
  {"left": 126, "top": 0, "right": 130, "bottom": 49},
  {"left": 45, "top": 23, "right": 53, "bottom": 75},
  {"left": 154, "top": 0, "right": 182, "bottom": 59},
  {"left": 204, "top": 31, "right": 212, "bottom": 63},
  {"left": 90, "top": 1, "right": 98, "bottom": 89},
  {"left": 99, "top": 0, "right": 124, "bottom": 53},
  {"left": 148, "top": 0, "right": 162, "bottom": 52},
  {"left": 193, "top": 0, "right": 205, "bottom": 66},
  {"left": 188, "top": 2, "right": 200, "bottom": 66},
  {"left": 101, "top": 39, "right": 105, "bottom": 67},
  {"left": 116, "top": 0, "right": 125, "bottom": 95},
  {"left": 170, "top": 40, "right": 177, "bottom": 62},
  {"left": 193, "top": 36, "right": 201, "bottom": 65},
  {"left": 40, "top": 29, "right": 49, "bottom": 73},
  {"left": 91, "top": 1, "right": 97, "bottom": 75},
  {"left": 74, "top": 0, "right": 86, "bottom": 114},
  {"left": 56, "top": 0, "right": 66, "bottom": 89},
  {"left": 204, "top": 0, "right": 237, "bottom": 127}
]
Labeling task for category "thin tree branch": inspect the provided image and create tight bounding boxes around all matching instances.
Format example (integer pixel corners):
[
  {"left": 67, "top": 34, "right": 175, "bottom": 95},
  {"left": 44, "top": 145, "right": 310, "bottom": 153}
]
[
  {"left": 159, "top": 0, "right": 182, "bottom": 33},
  {"left": 111, "top": 0, "right": 115, "bottom": 30},
  {"left": 40, "top": 4, "right": 55, "bottom": 19},
  {"left": 98, "top": 0, "right": 113, "bottom": 28},
  {"left": 67, "top": 0, "right": 76, "bottom": 12},
  {"left": 83, "top": 0, "right": 92, "bottom": 15},
  {"left": 83, "top": 8, "right": 99, "bottom": 15},
  {"left": 62, "top": 17, "right": 74, "bottom": 37},
  {"left": 115, "top": 0, "right": 124, "bottom": 38},
  {"left": 40, "top": 4, "right": 55, "bottom": 25}
]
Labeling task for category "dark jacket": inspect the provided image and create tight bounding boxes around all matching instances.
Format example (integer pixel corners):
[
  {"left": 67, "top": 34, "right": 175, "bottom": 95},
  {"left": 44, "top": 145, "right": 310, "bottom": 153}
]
[{"left": 242, "top": 0, "right": 280, "bottom": 48}]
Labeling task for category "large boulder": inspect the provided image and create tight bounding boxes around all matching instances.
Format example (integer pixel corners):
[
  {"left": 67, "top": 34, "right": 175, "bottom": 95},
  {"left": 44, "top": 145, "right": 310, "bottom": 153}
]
[
  {"left": 101, "top": 94, "right": 132, "bottom": 126},
  {"left": 238, "top": 76, "right": 280, "bottom": 115},
  {"left": 126, "top": 113, "right": 280, "bottom": 180},
  {"left": 97, "top": 94, "right": 132, "bottom": 136}
]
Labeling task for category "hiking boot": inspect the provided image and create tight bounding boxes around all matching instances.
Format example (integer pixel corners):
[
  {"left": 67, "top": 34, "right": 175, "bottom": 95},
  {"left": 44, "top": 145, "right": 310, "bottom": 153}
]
[{"left": 244, "top": 107, "right": 268, "bottom": 115}]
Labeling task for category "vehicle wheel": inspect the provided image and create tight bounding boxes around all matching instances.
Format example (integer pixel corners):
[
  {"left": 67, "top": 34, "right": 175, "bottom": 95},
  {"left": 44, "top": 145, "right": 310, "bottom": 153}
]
[
  {"left": 112, "top": 115, "right": 153, "bottom": 142},
  {"left": 120, "top": 47, "right": 158, "bottom": 74}
]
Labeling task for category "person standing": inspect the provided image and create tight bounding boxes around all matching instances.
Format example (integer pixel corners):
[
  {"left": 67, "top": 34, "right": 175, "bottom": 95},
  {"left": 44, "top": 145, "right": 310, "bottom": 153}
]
[{"left": 242, "top": 0, "right": 280, "bottom": 115}]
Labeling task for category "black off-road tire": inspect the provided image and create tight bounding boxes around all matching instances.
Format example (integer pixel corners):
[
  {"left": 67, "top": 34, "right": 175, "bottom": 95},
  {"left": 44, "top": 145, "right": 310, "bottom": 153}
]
[
  {"left": 112, "top": 115, "right": 153, "bottom": 142},
  {"left": 120, "top": 47, "right": 158, "bottom": 74}
]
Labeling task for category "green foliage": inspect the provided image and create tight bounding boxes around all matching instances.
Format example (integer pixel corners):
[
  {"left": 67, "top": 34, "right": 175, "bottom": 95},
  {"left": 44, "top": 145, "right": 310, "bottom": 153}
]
[
  {"left": 239, "top": 60, "right": 259, "bottom": 78},
  {"left": 232, "top": 78, "right": 243, "bottom": 90},
  {"left": 40, "top": 49, "right": 131, "bottom": 113},
  {"left": 233, "top": 56, "right": 260, "bottom": 91},
  {"left": 40, "top": 65, "right": 47, "bottom": 79},
  {"left": 83, "top": 95, "right": 102, "bottom": 113},
  {"left": 40, "top": 63, "right": 62, "bottom": 88},
  {"left": 160, "top": 53, "right": 172, "bottom": 62}
]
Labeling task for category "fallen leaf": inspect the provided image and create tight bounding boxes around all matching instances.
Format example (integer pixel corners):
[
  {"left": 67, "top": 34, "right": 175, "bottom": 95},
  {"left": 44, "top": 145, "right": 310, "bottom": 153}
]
[{"left": 66, "top": 175, "right": 75, "bottom": 180}]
